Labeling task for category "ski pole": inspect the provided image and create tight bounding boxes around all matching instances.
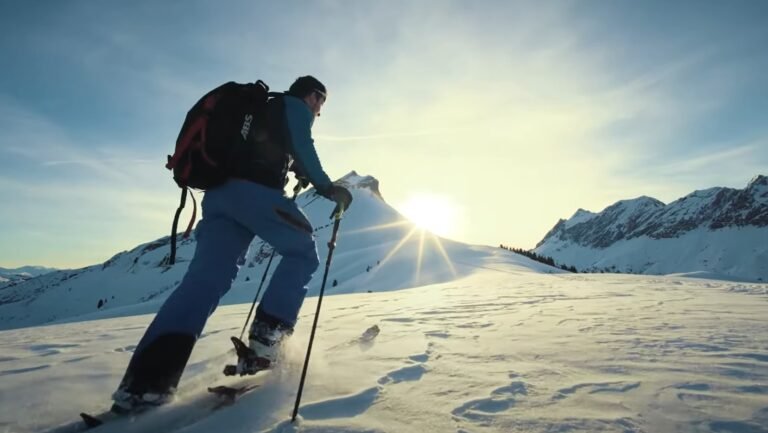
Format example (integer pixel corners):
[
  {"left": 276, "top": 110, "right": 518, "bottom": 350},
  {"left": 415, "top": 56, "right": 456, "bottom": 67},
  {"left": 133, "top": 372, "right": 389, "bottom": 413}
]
[
  {"left": 238, "top": 251, "right": 275, "bottom": 341},
  {"left": 291, "top": 212, "right": 343, "bottom": 422},
  {"left": 239, "top": 181, "right": 305, "bottom": 341}
]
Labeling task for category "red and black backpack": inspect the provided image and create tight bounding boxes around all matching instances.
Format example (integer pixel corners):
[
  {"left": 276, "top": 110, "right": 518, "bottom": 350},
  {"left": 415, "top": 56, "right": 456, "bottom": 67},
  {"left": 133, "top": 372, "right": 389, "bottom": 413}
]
[{"left": 165, "top": 80, "right": 272, "bottom": 264}]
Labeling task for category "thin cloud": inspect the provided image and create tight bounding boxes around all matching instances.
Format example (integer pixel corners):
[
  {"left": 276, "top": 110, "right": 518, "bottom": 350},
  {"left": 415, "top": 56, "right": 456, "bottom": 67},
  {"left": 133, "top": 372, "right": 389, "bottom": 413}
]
[
  {"left": 0, "top": 99, "right": 149, "bottom": 183},
  {"left": 645, "top": 136, "right": 768, "bottom": 189},
  {"left": 316, "top": 129, "right": 453, "bottom": 142},
  {"left": 41, "top": 158, "right": 156, "bottom": 167},
  {"left": 662, "top": 143, "right": 759, "bottom": 172}
]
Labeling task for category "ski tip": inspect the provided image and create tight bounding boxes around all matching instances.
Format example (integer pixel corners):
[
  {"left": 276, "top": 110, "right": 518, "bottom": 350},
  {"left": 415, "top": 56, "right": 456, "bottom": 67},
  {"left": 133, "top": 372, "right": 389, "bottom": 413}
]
[
  {"left": 79, "top": 412, "right": 103, "bottom": 428},
  {"left": 208, "top": 385, "right": 240, "bottom": 399},
  {"left": 208, "top": 384, "right": 261, "bottom": 402}
]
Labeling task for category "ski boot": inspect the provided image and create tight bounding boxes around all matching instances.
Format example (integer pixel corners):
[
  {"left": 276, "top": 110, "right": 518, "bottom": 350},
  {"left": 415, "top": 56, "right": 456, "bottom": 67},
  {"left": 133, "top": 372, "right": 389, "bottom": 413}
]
[
  {"left": 223, "top": 314, "right": 293, "bottom": 376},
  {"left": 110, "top": 387, "right": 174, "bottom": 414},
  {"left": 223, "top": 336, "right": 272, "bottom": 376}
]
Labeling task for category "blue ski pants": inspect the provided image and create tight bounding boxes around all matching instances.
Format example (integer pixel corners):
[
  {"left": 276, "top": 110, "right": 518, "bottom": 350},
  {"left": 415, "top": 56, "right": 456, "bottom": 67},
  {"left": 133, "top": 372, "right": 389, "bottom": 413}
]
[{"left": 134, "top": 179, "right": 319, "bottom": 354}]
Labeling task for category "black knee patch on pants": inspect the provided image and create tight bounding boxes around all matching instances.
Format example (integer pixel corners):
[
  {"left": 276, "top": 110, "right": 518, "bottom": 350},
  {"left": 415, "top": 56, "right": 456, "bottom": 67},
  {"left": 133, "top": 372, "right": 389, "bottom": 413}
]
[{"left": 119, "top": 333, "right": 196, "bottom": 395}]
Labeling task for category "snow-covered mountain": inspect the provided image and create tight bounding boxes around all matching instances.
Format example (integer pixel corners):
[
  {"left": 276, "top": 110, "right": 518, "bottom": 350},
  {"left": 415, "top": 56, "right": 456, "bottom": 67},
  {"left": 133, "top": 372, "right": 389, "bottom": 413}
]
[
  {"left": 535, "top": 175, "right": 768, "bottom": 282},
  {"left": 0, "top": 266, "right": 56, "bottom": 286},
  {"left": 0, "top": 172, "right": 560, "bottom": 331}
]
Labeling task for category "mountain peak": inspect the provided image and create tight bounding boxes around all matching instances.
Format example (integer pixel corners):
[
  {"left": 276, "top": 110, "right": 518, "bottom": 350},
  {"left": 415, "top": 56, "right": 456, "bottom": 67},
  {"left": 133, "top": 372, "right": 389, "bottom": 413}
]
[
  {"left": 747, "top": 174, "right": 768, "bottom": 205},
  {"left": 748, "top": 174, "right": 767, "bottom": 187},
  {"left": 566, "top": 208, "right": 597, "bottom": 228},
  {"left": 571, "top": 208, "right": 593, "bottom": 218},
  {"left": 336, "top": 171, "right": 383, "bottom": 199},
  {"left": 615, "top": 196, "right": 665, "bottom": 209}
]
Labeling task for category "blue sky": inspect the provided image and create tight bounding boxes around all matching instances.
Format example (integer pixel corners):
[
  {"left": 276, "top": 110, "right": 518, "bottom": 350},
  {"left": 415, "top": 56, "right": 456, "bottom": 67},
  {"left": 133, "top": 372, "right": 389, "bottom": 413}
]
[{"left": 1, "top": 1, "right": 767, "bottom": 268}]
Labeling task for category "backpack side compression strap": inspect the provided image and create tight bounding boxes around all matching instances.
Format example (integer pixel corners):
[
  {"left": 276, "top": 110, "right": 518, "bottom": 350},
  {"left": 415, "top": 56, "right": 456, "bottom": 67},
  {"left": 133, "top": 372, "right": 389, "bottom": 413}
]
[
  {"left": 169, "top": 187, "right": 188, "bottom": 265},
  {"left": 169, "top": 188, "right": 199, "bottom": 265},
  {"left": 183, "top": 190, "right": 197, "bottom": 239}
]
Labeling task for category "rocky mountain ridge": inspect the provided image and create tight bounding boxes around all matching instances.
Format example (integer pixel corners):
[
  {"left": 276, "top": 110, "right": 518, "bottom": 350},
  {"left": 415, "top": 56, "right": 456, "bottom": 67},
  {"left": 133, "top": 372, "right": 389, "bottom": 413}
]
[
  {"left": 538, "top": 175, "right": 767, "bottom": 249},
  {"left": 534, "top": 175, "right": 768, "bottom": 282}
]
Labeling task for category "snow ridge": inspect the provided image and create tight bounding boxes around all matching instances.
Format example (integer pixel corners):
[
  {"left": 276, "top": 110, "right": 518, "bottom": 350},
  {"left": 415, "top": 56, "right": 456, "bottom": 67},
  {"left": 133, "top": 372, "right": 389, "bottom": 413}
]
[{"left": 535, "top": 175, "right": 768, "bottom": 281}]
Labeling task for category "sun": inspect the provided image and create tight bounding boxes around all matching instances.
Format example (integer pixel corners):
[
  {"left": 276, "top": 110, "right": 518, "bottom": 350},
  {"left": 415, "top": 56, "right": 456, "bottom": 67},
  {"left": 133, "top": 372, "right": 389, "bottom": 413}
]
[{"left": 398, "top": 194, "right": 458, "bottom": 238}]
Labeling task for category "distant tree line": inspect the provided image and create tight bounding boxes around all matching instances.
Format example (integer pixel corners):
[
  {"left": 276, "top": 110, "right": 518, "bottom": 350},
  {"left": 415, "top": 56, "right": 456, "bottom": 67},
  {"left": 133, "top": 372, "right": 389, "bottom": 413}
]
[{"left": 499, "top": 245, "right": 578, "bottom": 273}]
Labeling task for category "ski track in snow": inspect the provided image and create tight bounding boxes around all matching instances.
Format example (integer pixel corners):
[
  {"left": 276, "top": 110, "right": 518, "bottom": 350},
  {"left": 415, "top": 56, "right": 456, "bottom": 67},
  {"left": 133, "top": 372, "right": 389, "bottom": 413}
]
[{"left": 1, "top": 270, "right": 767, "bottom": 433}]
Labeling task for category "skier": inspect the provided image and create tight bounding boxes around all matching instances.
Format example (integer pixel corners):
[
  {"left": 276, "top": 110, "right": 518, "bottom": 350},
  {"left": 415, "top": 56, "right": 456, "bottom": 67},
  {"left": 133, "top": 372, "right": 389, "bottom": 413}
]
[{"left": 111, "top": 76, "right": 353, "bottom": 412}]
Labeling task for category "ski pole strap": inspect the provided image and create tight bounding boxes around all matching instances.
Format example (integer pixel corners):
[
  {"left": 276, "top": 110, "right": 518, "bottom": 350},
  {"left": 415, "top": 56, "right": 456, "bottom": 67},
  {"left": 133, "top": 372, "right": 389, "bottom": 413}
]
[
  {"left": 169, "top": 187, "right": 189, "bottom": 265},
  {"left": 331, "top": 205, "right": 345, "bottom": 220},
  {"left": 327, "top": 216, "right": 341, "bottom": 250}
]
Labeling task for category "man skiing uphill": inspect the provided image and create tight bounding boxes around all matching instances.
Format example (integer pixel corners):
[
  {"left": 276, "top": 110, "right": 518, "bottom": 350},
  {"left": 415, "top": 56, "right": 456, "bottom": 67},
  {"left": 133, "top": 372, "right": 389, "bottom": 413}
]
[{"left": 112, "top": 76, "right": 353, "bottom": 412}]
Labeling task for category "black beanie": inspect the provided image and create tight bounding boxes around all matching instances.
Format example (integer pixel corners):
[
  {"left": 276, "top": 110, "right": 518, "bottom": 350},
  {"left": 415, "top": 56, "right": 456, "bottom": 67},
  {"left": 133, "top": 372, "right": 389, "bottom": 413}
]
[{"left": 287, "top": 76, "right": 327, "bottom": 99}]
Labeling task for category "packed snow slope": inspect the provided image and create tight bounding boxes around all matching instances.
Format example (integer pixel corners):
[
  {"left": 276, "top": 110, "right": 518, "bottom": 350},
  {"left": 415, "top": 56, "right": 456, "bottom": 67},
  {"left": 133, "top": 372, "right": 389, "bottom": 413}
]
[
  {"left": 0, "top": 265, "right": 766, "bottom": 433},
  {"left": 0, "top": 172, "right": 560, "bottom": 331},
  {"left": 535, "top": 175, "right": 768, "bottom": 282}
]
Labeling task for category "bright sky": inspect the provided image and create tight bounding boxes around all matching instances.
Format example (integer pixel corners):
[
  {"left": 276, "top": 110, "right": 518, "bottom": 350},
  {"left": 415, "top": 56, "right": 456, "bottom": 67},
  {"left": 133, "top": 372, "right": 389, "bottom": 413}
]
[{"left": 1, "top": 1, "right": 767, "bottom": 269}]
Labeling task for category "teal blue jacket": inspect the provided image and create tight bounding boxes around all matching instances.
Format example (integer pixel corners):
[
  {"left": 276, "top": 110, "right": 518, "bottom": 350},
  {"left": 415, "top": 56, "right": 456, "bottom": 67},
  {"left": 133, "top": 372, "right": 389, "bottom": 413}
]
[{"left": 282, "top": 95, "right": 333, "bottom": 195}]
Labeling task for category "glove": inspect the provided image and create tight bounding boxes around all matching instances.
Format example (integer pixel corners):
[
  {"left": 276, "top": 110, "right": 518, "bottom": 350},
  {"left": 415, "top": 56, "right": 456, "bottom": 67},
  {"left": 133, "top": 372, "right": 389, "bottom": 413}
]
[{"left": 327, "top": 185, "right": 352, "bottom": 219}]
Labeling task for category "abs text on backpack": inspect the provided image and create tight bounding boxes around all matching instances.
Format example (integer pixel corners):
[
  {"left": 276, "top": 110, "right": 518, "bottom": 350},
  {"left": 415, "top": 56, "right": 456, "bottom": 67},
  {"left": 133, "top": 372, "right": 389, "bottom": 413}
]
[{"left": 165, "top": 80, "right": 271, "bottom": 265}]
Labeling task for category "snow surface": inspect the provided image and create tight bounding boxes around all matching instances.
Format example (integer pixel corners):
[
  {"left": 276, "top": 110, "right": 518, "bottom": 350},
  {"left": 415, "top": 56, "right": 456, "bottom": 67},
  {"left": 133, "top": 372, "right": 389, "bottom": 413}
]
[{"left": 1, "top": 268, "right": 767, "bottom": 432}]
